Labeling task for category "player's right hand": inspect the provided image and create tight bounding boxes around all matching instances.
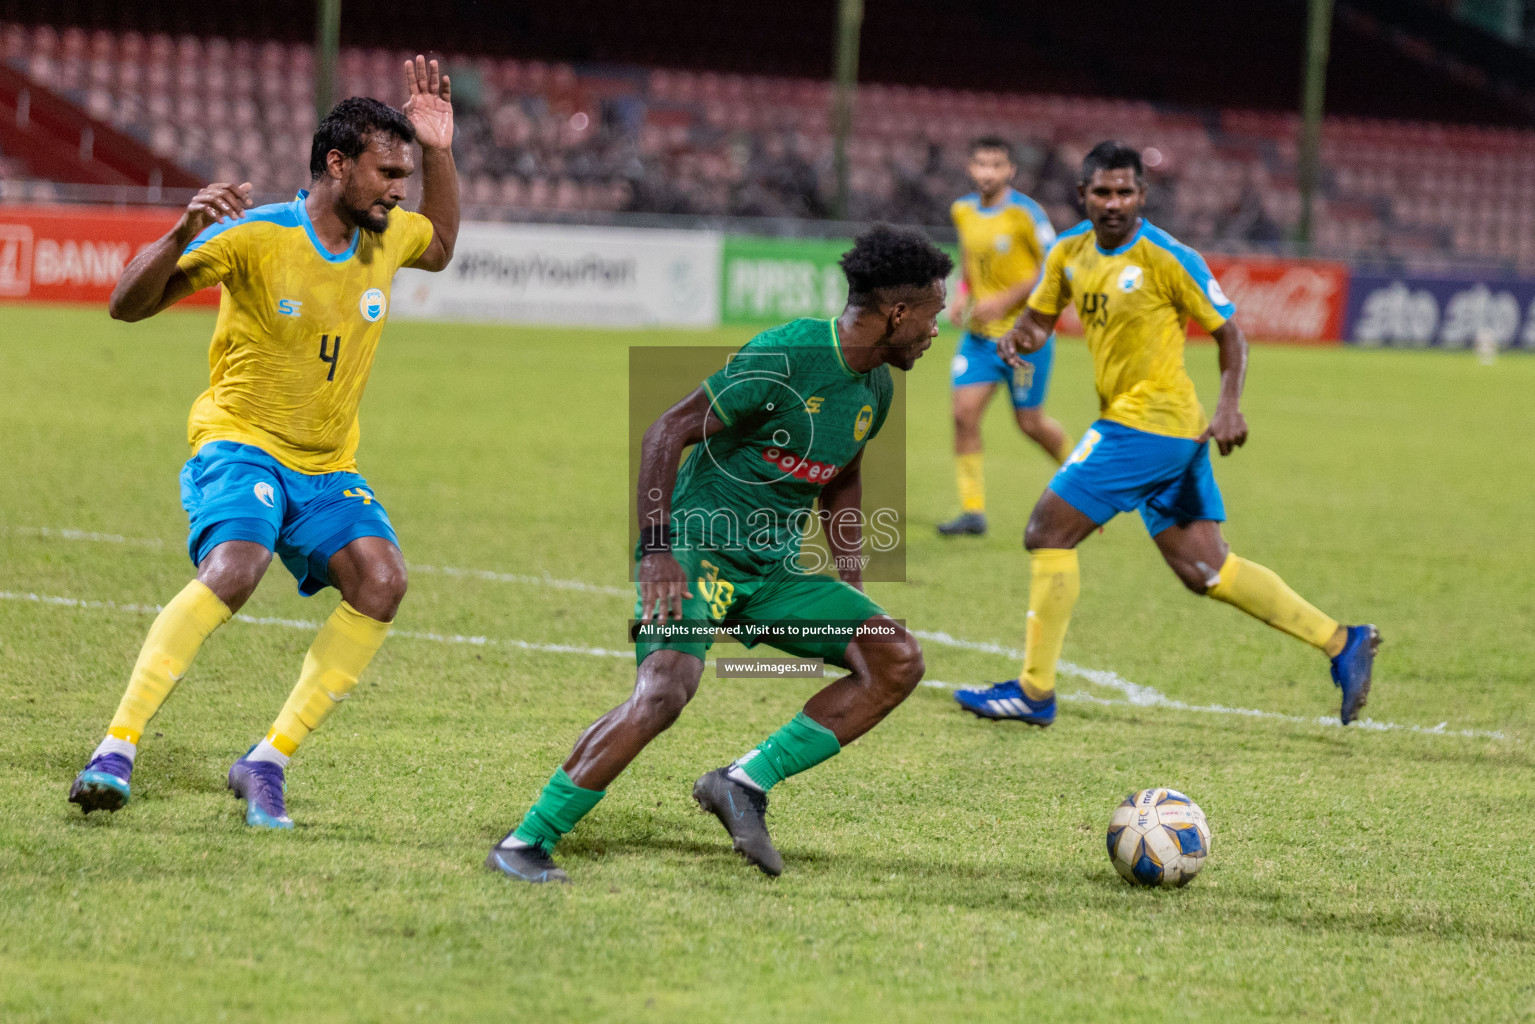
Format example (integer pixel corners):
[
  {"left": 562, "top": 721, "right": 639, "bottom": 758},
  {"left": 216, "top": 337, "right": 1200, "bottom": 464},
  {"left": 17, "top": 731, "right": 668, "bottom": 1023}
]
[
  {"left": 179, "top": 182, "right": 253, "bottom": 238},
  {"left": 946, "top": 302, "right": 966, "bottom": 328},
  {"left": 637, "top": 552, "right": 693, "bottom": 624}
]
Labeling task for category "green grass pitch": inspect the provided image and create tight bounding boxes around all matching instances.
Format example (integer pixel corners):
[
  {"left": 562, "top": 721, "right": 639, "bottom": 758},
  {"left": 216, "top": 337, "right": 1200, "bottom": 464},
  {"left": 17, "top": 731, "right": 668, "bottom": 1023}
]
[{"left": 1, "top": 304, "right": 1532, "bottom": 1022}]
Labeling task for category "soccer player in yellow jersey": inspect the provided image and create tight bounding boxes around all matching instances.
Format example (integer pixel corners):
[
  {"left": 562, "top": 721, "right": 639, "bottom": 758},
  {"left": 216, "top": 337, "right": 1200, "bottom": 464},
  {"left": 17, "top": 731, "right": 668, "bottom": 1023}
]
[
  {"left": 939, "top": 137, "right": 1071, "bottom": 537},
  {"left": 68, "top": 58, "right": 459, "bottom": 828},
  {"left": 954, "top": 142, "right": 1380, "bottom": 727}
]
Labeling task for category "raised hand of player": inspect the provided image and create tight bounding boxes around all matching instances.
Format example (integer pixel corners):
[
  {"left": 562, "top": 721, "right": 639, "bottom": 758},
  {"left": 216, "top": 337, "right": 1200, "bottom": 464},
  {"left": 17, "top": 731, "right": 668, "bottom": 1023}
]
[
  {"left": 637, "top": 552, "right": 693, "bottom": 625},
  {"left": 177, "top": 182, "right": 252, "bottom": 240},
  {"left": 1199, "top": 403, "right": 1249, "bottom": 456},
  {"left": 403, "top": 54, "right": 453, "bottom": 151}
]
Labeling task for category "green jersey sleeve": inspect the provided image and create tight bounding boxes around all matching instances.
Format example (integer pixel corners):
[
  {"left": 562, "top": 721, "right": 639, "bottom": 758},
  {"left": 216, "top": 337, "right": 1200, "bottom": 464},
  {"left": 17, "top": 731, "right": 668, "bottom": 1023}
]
[{"left": 699, "top": 346, "right": 793, "bottom": 427}]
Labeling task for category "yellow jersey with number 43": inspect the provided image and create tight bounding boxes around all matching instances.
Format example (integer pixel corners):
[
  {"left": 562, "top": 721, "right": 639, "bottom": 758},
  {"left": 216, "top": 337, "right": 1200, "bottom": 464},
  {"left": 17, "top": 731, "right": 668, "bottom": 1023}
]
[
  {"left": 175, "top": 191, "right": 434, "bottom": 474},
  {"left": 1027, "top": 219, "right": 1234, "bottom": 439},
  {"left": 950, "top": 188, "right": 1055, "bottom": 339}
]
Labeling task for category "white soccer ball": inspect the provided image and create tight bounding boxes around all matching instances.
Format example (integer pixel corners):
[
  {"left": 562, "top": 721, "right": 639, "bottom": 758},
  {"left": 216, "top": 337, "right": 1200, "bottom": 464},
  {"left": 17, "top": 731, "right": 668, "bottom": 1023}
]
[{"left": 1106, "top": 788, "right": 1211, "bottom": 888}]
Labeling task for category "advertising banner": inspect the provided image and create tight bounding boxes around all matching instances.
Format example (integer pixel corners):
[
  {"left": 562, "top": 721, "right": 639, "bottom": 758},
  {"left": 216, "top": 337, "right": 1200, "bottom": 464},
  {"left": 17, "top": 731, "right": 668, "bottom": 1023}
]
[
  {"left": 721, "top": 236, "right": 857, "bottom": 324},
  {"left": 0, "top": 205, "right": 219, "bottom": 306},
  {"left": 1205, "top": 256, "right": 1349, "bottom": 343},
  {"left": 1344, "top": 271, "right": 1535, "bottom": 350},
  {"left": 721, "top": 235, "right": 962, "bottom": 326},
  {"left": 392, "top": 222, "right": 721, "bottom": 327}
]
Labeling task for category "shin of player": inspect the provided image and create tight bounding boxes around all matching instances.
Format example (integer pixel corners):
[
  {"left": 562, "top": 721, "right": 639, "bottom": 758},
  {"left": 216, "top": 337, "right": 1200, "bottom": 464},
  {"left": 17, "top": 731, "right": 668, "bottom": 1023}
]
[
  {"left": 70, "top": 59, "right": 460, "bottom": 824},
  {"left": 956, "top": 142, "right": 1378, "bottom": 727},
  {"left": 940, "top": 136, "right": 1071, "bottom": 538},
  {"left": 489, "top": 225, "right": 950, "bottom": 883}
]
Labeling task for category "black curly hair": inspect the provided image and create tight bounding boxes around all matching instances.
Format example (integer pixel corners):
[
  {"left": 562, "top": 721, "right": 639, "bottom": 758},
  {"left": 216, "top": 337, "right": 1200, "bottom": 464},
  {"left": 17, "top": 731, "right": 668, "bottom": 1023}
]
[
  {"left": 839, "top": 223, "right": 953, "bottom": 307},
  {"left": 310, "top": 97, "right": 417, "bottom": 180},
  {"left": 1079, "top": 140, "right": 1144, "bottom": 186}
]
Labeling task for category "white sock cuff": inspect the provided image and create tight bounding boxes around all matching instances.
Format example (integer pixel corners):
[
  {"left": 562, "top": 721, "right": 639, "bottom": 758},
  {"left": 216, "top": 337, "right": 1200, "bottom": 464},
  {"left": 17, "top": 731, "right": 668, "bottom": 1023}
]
[
  {"left": 245, "top": 739, "right": 290, "bottom": 768},
  {"left": 726, "top": 763, "right": 764, "bottom": 792},
  {"left": 92, "top": 736, "right": 138, "bottom": 762}
]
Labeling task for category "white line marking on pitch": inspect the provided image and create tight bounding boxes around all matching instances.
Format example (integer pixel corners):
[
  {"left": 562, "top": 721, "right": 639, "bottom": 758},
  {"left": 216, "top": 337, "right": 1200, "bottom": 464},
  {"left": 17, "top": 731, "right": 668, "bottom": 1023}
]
[
  {"left": 0, "top": 587, "right": 1508, "bottom": 742},
  {"left": 2, "top": 525, "right": 632, "bottom": 597}
]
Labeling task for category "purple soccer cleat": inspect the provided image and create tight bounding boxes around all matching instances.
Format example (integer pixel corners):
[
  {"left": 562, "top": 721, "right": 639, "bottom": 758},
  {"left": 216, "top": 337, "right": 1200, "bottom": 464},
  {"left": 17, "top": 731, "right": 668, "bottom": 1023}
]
[{"left": 227, "top": 751, "right": 294, "bottom": 829}]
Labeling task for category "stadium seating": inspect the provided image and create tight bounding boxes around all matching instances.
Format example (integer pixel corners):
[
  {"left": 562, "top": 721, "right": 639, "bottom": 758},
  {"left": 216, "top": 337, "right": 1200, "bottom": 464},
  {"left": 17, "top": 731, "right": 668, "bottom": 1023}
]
[{"left": 3, "top": 22, "right": 1532, "bottom": 269}]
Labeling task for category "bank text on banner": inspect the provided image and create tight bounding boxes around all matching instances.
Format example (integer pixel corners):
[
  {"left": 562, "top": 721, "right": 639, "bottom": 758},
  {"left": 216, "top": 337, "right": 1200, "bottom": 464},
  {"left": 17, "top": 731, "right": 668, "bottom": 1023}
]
[{"left": 0, "top": 205, "right": 219, "bottom": 306}]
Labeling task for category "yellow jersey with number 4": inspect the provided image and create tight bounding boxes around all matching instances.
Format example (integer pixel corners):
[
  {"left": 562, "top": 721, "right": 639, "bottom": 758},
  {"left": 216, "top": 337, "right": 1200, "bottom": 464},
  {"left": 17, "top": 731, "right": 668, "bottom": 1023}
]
[
  {"left": 1027, "top": 219, "right": 1234, "bottom": 439},
  {"left": 175, "top": 191, "right": 434, "bottom": 474},
  {"left": 950, "top": 188, "right": 1055, "bottom": 339}
]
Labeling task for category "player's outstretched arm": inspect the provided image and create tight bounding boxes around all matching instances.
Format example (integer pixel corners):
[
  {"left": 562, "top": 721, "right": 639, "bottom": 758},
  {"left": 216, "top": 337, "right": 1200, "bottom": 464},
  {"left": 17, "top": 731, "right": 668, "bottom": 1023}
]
[
  {"left": 635, "top": 387, "right": 727, "bottom": 623},
  {"left": 1199, "top": 320, "right": 1250, "bottom": 456},
  {"left": 997, "top": 307, "right": 1058, "bottom": 367},
  {"left": 403, "top": 55, "right": 459, "bottom": 272},
  {"left": 108, "top": 182, "right": 252, "bottom": 321},
  {"left": 817, "top": 449, "right": 866, "bottom": 591}
]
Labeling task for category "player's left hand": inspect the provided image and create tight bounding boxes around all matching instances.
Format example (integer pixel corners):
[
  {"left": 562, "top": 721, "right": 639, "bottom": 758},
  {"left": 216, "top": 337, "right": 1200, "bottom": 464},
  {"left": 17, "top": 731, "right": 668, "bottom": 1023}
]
[
  {"left": 1199, "top": 404, "right": 1248, "bottom": 456},
  {"left": 403, "top": 54, "right": 453, "bottom": 151}
]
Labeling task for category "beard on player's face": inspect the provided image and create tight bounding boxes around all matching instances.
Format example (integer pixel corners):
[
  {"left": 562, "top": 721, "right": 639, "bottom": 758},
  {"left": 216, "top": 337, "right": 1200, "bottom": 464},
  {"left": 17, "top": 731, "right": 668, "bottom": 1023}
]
[{"left": 340, "top": 180, "right": 394, "bottom": 232}]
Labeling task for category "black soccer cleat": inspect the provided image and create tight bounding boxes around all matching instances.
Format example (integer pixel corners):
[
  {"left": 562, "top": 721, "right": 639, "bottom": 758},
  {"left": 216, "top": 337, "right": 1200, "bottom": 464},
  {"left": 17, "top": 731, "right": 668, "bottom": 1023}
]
[
  {"left": 937, "top": 512, "right": 987, "bottom": 536},
  {"left": 485, "top": 837, "right": 570, "bottom": 884},
  {"left": 693, "top": 767, "right": 784, "bottom": 877}
]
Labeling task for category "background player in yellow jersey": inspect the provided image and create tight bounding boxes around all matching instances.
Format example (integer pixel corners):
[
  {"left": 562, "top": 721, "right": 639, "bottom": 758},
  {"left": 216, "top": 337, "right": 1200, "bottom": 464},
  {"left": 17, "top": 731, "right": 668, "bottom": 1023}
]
[
  {"left": 67, "top": 58, "right": 459, "bottom": 828},
  {"left": 939, "top": 137, "right": 1072, "bottom": 537},
  {"left": 954, "top": 142, "right": 1380, "bottom": 727}
]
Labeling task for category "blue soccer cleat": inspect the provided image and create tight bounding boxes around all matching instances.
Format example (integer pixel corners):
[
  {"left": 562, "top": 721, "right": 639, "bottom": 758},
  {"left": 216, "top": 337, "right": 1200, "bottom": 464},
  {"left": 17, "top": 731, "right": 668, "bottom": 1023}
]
[
  {"left": 1330, "top": 624, "right": 1381, "bottom": 725},
  {"left": 68, "top": 752, "right": 133, "bottom": 814},
  {"left": 227, "top": 751, "right": 294, "bottom": 829},
  {"left": 954, "top": 680, "right": 1056, "bottom": 726}
]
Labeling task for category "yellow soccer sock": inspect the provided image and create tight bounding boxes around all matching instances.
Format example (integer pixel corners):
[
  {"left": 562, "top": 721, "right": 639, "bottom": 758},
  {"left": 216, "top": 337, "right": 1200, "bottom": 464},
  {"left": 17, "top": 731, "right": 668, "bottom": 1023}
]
[
  {"left": 956, "top": 452, "right": 986, "bottom": 514},
  {"left": 1020, "top": 548, "right": 1080, "bottom": 700},
  {"left": 107, "top": 580, "right": 232, "bottom": 743},
  {"left": 1207, "top": 553, "right": 1344, "bottom": 655},
  {"left": 264, "top": 601, "right": 391, "bottom": 756}
]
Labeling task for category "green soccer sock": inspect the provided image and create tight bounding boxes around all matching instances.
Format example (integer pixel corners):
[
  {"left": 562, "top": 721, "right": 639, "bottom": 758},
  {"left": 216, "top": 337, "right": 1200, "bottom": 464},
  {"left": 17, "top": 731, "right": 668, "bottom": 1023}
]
[
  {"left": 509, "top": 767, "right": 606, "bottom": 852},
  {"left": 731, "top": 711, "right": 842, "bottom": 793}
]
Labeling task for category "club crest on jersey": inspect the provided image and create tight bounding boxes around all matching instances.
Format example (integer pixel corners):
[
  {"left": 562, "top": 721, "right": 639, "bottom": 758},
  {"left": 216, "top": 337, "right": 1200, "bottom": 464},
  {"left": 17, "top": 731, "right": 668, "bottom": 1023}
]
[
  {"left": 993, "top": 236, "right": 1012, "bottom": 253},
  {"left": 853, "top": 404, "right": 874, "bottom": 441},
  {"left": 1117, "top": 265, "right": 1144, "bottom": 292},
  {"left": 253, "top": 482, "right": 276, "bottom": 508},
  {"left": 359, "top": 288, "right": 386, "bottom": 322}
]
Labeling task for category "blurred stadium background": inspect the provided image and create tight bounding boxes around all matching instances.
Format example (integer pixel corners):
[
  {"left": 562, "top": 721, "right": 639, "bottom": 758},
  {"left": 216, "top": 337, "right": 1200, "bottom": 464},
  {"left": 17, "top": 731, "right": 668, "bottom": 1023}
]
[{"left": 4, "top": 0, "right": 1535, "bottom": 272}]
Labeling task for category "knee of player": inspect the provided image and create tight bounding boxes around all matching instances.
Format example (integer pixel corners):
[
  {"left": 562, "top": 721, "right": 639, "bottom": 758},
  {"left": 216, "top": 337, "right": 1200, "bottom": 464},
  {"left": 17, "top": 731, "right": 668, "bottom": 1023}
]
[
  {"left": 197, "top": 545, "right": 271, "bottom": 609},
  {"left": 1168, "top": 558, "right": 1211, "bottom": 595},
  {"left": 358, "top": 561, "right": 409, "bottom": 615},
  {"left": 632, "top": 681, "right": 692, "bottom": 728},
  {"left": 872, "top": 631, "right": 925, "bottom": 697}
]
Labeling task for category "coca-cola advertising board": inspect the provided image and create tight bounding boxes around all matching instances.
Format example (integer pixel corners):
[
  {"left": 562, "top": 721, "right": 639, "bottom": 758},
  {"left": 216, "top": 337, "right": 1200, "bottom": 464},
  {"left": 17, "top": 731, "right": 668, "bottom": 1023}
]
[
  {"left": 1343, "top": 271, "right": 1535, "bottom": 350},
  {"left": 0, "top": 205, "right": 219, "bottom": 306},
  {"left": 1202, "top": 256, "right": 1348, "bottom": 343}
]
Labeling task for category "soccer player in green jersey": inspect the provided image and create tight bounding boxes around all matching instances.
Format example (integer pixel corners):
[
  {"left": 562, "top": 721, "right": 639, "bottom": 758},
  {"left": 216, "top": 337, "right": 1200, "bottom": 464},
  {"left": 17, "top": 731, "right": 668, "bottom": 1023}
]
[{"left": 487, "top": 225, "right": 952, "bottom": 882}]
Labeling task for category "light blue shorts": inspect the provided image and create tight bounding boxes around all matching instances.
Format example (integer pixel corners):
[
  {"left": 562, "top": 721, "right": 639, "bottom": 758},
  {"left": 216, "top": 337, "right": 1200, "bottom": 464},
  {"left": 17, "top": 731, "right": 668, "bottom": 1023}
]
[
  {"left": 179, "top": 441, "right": 398, "bottom": 596},
  {"left": 1048, "top": 420, "right": 1226, "bottom": 536},
  {"left": 950, "top": 331, "right": 1055, "bottom": 409}
]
